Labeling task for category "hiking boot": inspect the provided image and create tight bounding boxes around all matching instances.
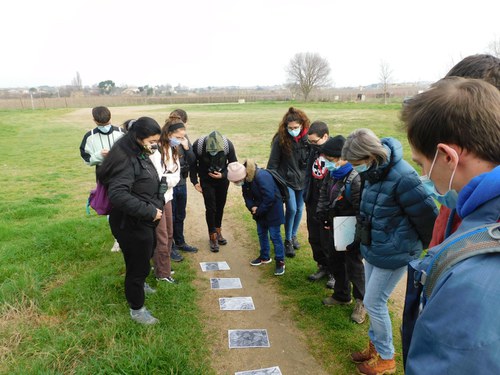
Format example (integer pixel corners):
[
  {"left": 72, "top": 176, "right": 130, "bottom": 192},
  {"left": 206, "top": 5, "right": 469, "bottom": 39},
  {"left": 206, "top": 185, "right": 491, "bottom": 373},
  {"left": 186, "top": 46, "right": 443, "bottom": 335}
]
[
  {"left": 351, "top": 341, "right": 377, "bottom": 363},
  {"left": 130, "top": 307, "right": 159, "bottom": 325},
  {"left": 143, "top": 282, "right": 156, "bottom": 294},
  {"left": 356, "top": 354, "right": 396, "bottom": 375},
  {"left": 215, "top": 227, "right": 227, "bottom": 245},
  {"left": 110, "top": 240, "right": 121, "bottom": 252},
  {"left": 308, "top": 267, "right": 327, "bottom": 281},
  {"left": 274, "top": 260, "right": 285, "bottom": 276},
  {"left": 250, "top": 257, "right": 272, "bottom": 266},
  {"left": 351, "top": 299, "right": 367, "bottom": 324},
  {"left": 170, "top": 247, "right": 184, "bottom": 262},
  {"left": 291, "top": 235, "right": 300, "bottom": 249},
  {"left": 209, "top": 233, "right": 219, "bottom": 252},
  {"left": 326, "top": 274, "right": 336, "bottom": 289},
  {"left": 322, "top": 296, "right": 352, "bottom": 306},
  {"left": 284, "top": 240, "right": 295, "bottom": 258},
  {"left": 176, "top": 243, "right": 198, "bottom": 253},
  {"left": 156, "top": 276, "right": 177, "bottom": 284}
]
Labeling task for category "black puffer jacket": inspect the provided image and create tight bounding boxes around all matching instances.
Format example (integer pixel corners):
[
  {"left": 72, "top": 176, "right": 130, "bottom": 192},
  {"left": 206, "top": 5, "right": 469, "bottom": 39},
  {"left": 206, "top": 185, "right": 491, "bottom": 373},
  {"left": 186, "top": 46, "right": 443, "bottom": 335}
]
[
  {"left": 316, "top": 167, "right": 361, "bottom": 222},
  {"left": 267, "top": 134, "right": 310, "bottom": 191},
  {"left": 100, "top": 136, "right": 164, "bottom": 223}
]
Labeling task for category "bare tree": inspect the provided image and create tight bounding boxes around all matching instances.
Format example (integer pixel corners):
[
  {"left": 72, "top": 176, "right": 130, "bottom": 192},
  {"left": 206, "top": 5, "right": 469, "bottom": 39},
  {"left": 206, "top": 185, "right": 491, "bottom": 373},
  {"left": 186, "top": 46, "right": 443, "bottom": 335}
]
[
  {"left": 487, "top": 37, "right": 500, "bottom": 58},
  {"left": 379, "top": 60, "right": 393, "bottom": 105},
  {"left": 286, "top": 52, "right": 331, "bottom": 101},
  {"left": 71, "top": 72, "right": 82, "bottom": 89}
]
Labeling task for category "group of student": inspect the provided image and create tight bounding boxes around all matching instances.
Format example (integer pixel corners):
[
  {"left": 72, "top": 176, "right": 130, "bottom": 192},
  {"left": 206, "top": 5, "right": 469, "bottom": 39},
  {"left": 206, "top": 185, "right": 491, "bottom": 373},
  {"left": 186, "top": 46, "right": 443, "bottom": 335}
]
[{"left": 79, "top": 53, "right": 500, "bottom": 374}]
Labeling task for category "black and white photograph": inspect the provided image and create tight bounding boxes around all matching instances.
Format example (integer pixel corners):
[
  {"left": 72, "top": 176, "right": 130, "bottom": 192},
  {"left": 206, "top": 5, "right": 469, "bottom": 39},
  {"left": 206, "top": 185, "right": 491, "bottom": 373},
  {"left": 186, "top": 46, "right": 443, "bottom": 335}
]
[
  {"left": 200, "top": 261, "right": 230, "bottom": 272},
  {"left": 210, "top": 278, "right": 243, "bottom": 290},
  {"left": 219, "top": 297, "right": 255, "bottom": 311},
  {"left": 228, "top": 329, "right": 270, "bottom": 349},
  {"left": 235, "top": 366, "right": 282, "bottom": 375}
]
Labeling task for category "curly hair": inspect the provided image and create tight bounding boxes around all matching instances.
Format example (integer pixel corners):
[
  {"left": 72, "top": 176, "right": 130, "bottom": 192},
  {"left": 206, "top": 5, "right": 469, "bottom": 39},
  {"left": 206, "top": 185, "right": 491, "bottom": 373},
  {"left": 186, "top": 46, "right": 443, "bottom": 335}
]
[{"left": 272, "top": 107, "right": 310, "bottom": 156}]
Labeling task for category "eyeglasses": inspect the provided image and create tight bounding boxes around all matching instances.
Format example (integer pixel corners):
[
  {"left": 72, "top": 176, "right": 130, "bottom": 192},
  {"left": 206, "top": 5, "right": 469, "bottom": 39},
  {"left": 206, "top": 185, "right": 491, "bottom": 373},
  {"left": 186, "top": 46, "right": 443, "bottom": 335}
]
[{"left": 307, "top": 137, "right": 321, "bottom": 144}]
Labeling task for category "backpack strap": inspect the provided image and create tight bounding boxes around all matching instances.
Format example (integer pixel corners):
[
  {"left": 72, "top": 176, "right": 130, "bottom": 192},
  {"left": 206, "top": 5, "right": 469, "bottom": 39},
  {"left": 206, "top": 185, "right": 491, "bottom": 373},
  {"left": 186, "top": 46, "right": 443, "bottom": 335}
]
[
  {"left": 196, "top": 135, "right": 229, "bottom": 156},
  {"left": 421, "top": 223, "right": 500, "bottom": 300},
  {"left": 343, "top": 170, "right": 357, "bottom": 202}
]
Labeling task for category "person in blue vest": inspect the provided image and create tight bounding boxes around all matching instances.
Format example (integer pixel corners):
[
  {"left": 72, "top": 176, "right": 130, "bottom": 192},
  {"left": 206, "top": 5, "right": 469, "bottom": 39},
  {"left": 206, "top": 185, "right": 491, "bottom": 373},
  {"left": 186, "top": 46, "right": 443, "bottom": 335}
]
[
  {"left": 401, "top": 78, "right": 500, "bottom": 375},
  {"left": 342, "top": 128, "right": 437, "bottom": 375},
  {"left": 227, "top": 160, "right": 286, "bottom": 276}
]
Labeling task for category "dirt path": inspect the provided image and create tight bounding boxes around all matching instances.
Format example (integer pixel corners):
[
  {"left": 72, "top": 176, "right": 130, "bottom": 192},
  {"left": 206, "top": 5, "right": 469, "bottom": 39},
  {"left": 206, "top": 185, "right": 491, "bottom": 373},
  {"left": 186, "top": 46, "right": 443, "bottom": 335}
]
[{"left": 182, "top": 183, "right": 330, "bottom": 375}]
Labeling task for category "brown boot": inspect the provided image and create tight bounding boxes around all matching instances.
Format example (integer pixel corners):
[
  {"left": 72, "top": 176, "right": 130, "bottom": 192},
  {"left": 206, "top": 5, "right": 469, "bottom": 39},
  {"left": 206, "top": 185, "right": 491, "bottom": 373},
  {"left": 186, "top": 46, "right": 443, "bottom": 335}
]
[
  {"left": 209, "top": 233, "right": 219, "bottom": 252},
  {"left": 215, "top": 227, "right": 227, "bottom": 245},
  {"left": 351, "top": 341, "right": 377, "bottom": 363},
  {"left": 356, "top": 354, "right": 396, "bottom": 375}
]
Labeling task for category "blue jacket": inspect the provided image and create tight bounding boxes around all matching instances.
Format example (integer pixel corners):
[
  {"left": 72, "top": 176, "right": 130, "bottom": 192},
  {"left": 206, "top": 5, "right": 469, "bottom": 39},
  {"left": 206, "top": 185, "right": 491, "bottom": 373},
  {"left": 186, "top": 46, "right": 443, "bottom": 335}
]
[
  {"left": 242, "top": 161, "right": 285, "bottom": 227},
  {"left": 359, "top": 138, "right": 437, "bottom": 269},
  {"left": 406, "top": 166, "right": 500, "bottom": 375}
]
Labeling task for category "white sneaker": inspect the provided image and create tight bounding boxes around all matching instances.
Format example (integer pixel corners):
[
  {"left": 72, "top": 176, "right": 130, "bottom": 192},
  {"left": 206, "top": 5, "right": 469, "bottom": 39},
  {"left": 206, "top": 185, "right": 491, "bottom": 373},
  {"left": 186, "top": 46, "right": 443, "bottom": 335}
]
[
  {"left": 143, "top": 282, "right": 156, "bottom": 294},
  {"left": 156, "top": 276, "right": 176, "bottom": 284},
  {"left": 130, "top": 307, "right": 159, "bottom": 325},
  {"left": 110, "top": 240, "right": 121, "bottom": 252}
]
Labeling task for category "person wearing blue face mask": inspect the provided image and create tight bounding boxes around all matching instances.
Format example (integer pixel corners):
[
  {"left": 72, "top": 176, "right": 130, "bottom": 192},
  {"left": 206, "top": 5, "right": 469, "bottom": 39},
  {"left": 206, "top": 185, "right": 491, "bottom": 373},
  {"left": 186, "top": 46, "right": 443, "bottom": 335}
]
[
  {"left": 316, "top": 136, "right": 366, "bottom": 325},
  {"left": 79, "top": 106, "right": 125, "bottom": 252},
  {"left": 267, "top": 107, "right": 311, "bottom": 258},
  {"left": 342, "top": 128, "right": 437, "bottom": 374},
  {"left": 402, "top": 77, "right": 500, "bottom": 375}
]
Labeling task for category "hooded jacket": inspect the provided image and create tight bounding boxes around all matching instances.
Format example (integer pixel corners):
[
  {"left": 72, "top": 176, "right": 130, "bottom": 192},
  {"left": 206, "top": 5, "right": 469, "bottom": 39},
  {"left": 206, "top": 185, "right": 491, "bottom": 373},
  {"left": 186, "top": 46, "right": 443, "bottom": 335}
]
[
  {"left": 359, "top": 137, "right": 437, "bottom": 269},
  {"left": 406, "top": 166, "right": 500, "bottom": 375},
  {"left": 241, "top": 161, "right": 285, "bottom": 227}
]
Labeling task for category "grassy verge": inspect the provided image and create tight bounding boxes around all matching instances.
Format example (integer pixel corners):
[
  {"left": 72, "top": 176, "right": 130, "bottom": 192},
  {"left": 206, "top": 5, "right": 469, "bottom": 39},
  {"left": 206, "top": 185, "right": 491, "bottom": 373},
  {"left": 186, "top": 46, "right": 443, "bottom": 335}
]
[{"left": 1, "top": 102, "right": 409, "bottom": 374}]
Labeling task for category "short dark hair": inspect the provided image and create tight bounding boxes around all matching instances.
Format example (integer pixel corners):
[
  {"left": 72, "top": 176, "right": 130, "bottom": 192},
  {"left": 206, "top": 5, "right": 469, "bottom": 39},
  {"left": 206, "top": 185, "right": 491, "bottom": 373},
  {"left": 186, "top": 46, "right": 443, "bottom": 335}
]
[
  {"left": 445, "top": 54, "right": 500, "bottom": 90},
  {"left": 92, "top": 106, "right": 111, "bottom": 124},
  {"left": 308, "top": 121, "right": 329, "bottom": 138},
  {"left": 402, "top": 77, "right": 500, "bottom": 163}
]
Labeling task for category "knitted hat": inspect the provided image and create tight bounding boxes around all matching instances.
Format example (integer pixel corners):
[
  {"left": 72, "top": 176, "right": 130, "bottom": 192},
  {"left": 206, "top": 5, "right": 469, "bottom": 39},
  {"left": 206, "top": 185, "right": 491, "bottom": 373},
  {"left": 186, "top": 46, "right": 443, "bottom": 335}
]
[
  {"left": 321, "top": 135, "right": 346, "bottom": 157},
  {"left": 227, "top": 162, "right": 247, "bottom": 182}
]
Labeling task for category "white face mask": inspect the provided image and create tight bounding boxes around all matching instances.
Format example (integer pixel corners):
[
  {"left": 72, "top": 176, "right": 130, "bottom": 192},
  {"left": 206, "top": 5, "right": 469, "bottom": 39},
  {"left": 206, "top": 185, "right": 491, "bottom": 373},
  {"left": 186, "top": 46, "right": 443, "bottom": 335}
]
[
  {"left": 287, "top": 127, "right": 302, "bottom": 137},
  {"left": 98, "top": 125, "right": 112, "bottom": 133},
  {"left": 169, "top": 137, "right": 181, "bottom": 147}
]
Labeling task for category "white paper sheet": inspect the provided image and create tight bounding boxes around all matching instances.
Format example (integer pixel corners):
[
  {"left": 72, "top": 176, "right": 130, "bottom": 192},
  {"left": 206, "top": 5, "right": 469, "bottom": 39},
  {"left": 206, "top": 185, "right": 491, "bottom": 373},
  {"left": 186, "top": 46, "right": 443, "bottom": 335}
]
[{"left": 333, "top": 216, "right": 356, "bottom": 251}]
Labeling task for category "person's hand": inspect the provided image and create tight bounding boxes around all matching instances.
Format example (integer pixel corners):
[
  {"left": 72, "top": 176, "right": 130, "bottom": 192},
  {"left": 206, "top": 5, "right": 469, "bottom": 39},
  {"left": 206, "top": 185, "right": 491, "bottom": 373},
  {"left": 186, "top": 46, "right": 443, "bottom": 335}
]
[
  {"left": 194, "top": 183, "right": 203, "bottom": 193},
  {"left": 208, "top": 171, "right": 223, "bottom": 179},
  {"left": 251, "top": 206, "right": 258, "bottom": 215},
  {"left": 153, "top": 208, "right": 163, "bottom": 222},
  {"left": 179, "top": 137, "right": 189, "bottom": 150},
  {"left": 101, "top": 149, "right": 109, "bottom": 157}
]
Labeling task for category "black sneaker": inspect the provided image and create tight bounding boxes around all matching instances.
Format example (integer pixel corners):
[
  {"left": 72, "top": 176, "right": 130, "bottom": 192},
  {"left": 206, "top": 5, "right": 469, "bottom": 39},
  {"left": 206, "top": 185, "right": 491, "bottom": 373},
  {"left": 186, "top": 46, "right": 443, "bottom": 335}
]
[
  {"left": 308, "top": 268, "right": 327, "bottom": 281},
  {"left": 250, "top": 257, "right": 272, "bottom": 266},
  {"left": 176, "top": 243, "right": 198, "bottom": 253},
  {"left": 170, "top": 248, "right": 184, "bottom": 262},
  {"left": 274, "top": 261, "right": 285, "bottom": 276},
  {"left": 292, "top": 236, "right": 300, "bottom": 249},
  {"left": 156, "top": 276, "right": 177, "bottom": 284},
  {"left": 284, "top": 240, "right": 295, "bottom": 258}
]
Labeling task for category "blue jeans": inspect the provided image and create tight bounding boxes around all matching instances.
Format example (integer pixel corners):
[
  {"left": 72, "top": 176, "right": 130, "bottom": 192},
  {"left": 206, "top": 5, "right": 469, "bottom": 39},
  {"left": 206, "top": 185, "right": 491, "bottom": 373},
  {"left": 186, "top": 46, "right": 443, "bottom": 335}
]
[
  {"left": 364, "top": 262, "right": 406, "bottom": 359},
  {"left": 285, "top": 187, "right": 304, "bottom": 241},
  {"left": 256, "top": 222, "right": 285, "bottom": 261},
  {"left": 172, "top": 184, "right": 187, "bottom": 245}
]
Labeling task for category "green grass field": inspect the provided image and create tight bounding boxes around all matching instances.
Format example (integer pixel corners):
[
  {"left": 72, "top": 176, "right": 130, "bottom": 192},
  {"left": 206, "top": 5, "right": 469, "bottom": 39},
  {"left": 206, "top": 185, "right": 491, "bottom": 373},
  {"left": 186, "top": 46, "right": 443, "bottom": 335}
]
[{"left": 0, "top": 102, "right": 410, "bottom": 374}]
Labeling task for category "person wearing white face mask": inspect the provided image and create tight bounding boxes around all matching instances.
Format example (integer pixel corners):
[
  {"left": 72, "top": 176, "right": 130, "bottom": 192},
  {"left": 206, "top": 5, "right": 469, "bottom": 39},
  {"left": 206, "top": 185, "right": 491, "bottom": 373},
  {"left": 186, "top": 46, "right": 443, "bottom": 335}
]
[
  {"left": 401, "top": 77, "right": 500, "bottom": 375},
  {"left": 341, "top": 128, "right": 437, "bottom": 375},
  {"left": 227, "top": 160, "right": 286, "bottom": 275},
  {"left": 80, "top": 106, "right": 125, "bottom": 252},
  {"left": 267, "top": 107, "right": 311, "bottom": 258}
]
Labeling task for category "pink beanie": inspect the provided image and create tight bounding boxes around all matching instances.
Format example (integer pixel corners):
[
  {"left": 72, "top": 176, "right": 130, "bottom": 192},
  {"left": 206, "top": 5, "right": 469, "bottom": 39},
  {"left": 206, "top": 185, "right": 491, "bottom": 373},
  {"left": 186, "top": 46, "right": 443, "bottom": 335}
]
[{"left": 227, "top": 162, "right": 247, "bottom": 182}]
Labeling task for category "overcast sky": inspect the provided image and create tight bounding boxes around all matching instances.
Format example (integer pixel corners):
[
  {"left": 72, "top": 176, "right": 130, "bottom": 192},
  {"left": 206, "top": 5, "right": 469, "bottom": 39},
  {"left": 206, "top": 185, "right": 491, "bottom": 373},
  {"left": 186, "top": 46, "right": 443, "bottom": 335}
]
[{"left": 1, "top": 0, "right": 499, "bottom": 89}]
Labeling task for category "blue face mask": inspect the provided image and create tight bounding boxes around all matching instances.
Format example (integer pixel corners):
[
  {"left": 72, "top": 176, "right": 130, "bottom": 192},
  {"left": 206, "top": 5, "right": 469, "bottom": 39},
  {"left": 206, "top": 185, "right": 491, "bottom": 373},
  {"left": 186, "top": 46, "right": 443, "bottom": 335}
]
[
  {"left": 324, "top": 160, "right": 340, "bottom": 172},
  {"left": 353, "top": 163, "right": 369, "bottom": 173},
  {"left": 98, "top": 125, "right": 112, "bottom": 133},
  {"left": 287, "top": 127, "right": 301, "bottom": 137},
  {"left": 169, "top": 137, "right": 181, "bottom": 147},
  {"left": 420, "top": 148, "right": 459, "bottom": 208},
  {"left": 420, "top": 176, "right": 458, "bottom": 208}
]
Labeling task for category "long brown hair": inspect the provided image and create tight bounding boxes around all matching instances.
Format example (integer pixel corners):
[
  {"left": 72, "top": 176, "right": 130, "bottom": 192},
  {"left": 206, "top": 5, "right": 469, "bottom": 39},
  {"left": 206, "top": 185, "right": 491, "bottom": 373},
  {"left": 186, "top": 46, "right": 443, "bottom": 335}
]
[
  {"left": 159, "top": 118, "right": 185, "bottom": 167},
  {"left": 272, "top": 107, "right": 310, "bottom": 156}
]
